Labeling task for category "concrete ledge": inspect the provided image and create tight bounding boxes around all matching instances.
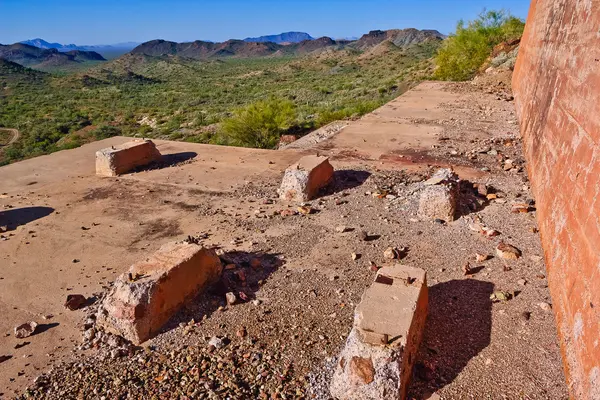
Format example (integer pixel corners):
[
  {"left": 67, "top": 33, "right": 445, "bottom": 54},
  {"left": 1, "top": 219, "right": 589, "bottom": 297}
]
[
  {"left": 95, "top": 139, "right": 162, "bottom": 177},
  {"left": 278, "top": 155, "right": 334, "bottom": 202},
  {"left": 330, "top": 265, "right": 428, "bottom": 400},
  {"left": 96, "top": 241, "right": 222, "bottom": 344}
]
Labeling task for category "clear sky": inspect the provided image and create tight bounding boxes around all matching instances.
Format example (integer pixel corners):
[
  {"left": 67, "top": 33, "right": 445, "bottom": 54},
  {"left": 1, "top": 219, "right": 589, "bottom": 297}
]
[{"left": 0, "top": 0, "right": 530, "bottom": 45}]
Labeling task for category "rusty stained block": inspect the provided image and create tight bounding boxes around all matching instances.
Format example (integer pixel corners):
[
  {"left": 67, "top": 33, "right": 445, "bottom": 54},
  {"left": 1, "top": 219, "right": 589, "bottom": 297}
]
[
  {"left": 278, "top": 155, "right": 334, "bottom": 202},
  {"left": 95, "top": 139, "right": 162, "bottom": 177},
  {"left": 96, "top": 241, "right": 222, "bottom": 344},
  {"left": 330, "top": 265, "right": 428, "bottom": 400}
]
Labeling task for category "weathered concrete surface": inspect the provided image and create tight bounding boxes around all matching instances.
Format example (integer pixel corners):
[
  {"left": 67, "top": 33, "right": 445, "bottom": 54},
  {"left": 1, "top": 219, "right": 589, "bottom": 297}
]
[
  {"left": 0, "top": 82, "right": 568, "bottom": 397},
  {"left": 96, "top": 139, "right": 162, "bottom": 176},
  {"left": 96, "top": 242, "right": 222, "bottom": 344},
  {"left": 512, "top": 1, "right": 600, "bottom": 398},
  {"left": 330, "top": 265, "right": 428, "bottom": 400},
  {"left": 278, "top": 155, "right": 334, "bottom": 202}
]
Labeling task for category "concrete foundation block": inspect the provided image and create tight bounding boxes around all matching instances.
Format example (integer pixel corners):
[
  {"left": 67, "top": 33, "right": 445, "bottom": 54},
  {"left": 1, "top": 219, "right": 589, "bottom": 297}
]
[
  {"left": 330, "top": 265, "right": 428, "bottom": 400},
  {"left": 96, "top": 241, "right": 222, "bottom": 344},
  {"left": 95, "top": 139, "right": 162, "bottom": 177},
  {"left": 418, "top": 168, "right": 459, "bottom": 221},
  {"left": 278, "top": 155, "right": 334, "bottom": 202}
]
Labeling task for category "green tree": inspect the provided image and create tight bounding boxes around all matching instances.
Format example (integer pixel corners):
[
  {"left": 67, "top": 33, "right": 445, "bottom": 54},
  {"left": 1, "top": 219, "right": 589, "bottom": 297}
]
[
  {"left": 434, "top": 10, "right": 525, "bottom": 81},
  {"left": 221, "top": 98, "right": 297, "bottom": 149}
]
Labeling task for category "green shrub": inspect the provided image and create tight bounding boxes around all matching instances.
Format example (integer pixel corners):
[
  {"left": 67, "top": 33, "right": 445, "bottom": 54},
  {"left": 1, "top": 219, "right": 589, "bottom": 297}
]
[
  {"left": 221, "top": 98, "right": 297, "bottom": 149},
  {"left": 93, "top": 125, "right": 121, "bottom": 140},
  {"left": 434, "top": 10, "right": 525, "bottom": 81}
]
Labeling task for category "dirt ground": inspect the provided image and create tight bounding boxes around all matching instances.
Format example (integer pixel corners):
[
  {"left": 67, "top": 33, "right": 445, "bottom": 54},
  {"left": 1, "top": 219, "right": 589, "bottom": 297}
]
[{"left": 0, "top": 81, "right": 568, "bottom": 399}]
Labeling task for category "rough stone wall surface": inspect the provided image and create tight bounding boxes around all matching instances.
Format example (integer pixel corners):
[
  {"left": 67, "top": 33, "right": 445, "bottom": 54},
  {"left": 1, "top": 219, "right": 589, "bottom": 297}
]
[{"left": 512, "top": 1, "right": 600, "bottom": 398}]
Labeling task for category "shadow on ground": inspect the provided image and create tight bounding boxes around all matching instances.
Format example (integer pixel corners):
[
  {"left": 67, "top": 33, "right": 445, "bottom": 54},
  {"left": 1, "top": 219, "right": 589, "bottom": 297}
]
[
  {"left": 131, "top": 152, "right": 198, "bottom": 173},
  {"left": 160, "top": 251, "right": 284, "bottom": 334},
  {"left": 321, "top": 170, "right": 371, "bottom": 197},
  {"left": 0, "top": 206, "right": 54, "bottom": 231},
  {"left": 455, "top": 180, "right": 493, "bottom": 218},
  {"left": 408, "top": 279, "right": 494, "bottom": 398}
]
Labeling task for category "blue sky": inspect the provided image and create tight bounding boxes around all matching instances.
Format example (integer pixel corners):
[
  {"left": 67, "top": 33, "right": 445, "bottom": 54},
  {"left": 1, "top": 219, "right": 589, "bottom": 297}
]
[{"left": 0, "top": 0, "right": 530, "bottom": 45}]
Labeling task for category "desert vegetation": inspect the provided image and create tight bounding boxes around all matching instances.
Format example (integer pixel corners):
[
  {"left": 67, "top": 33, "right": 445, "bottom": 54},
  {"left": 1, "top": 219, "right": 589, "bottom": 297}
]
[
  {"left": 434, "top": 10, "right": 525, "bottom": 81},
  {"left": 0, "top": 40, "right": 438, "bottom": 164}
]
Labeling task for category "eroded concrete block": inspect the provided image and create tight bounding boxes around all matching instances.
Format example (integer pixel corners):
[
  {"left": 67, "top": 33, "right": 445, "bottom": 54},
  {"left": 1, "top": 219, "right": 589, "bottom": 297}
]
[
  {"left": 96, "top": 241, "right": 222, "bottom": 344},
  {"left": 95, "top": 139, "right": 162, "bottom": 177},
  {"left": 330, "top": 265, "right": 428, "bottom": 400},
  {"left": 278, "top": 155, "right": 334, "bottom": 202},
  {"left": 418, "top": 168, "right": 459, "bottom": 221}
]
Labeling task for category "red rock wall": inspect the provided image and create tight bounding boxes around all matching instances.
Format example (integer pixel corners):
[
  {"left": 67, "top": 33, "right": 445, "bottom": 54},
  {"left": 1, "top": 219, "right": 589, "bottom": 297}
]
[{"left": 512, "top": 1, "right": 600, "bottom": 398}]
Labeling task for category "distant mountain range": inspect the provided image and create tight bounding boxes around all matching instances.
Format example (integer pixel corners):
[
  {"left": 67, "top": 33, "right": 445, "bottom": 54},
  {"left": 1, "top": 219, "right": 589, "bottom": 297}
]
[
  {"left": 19, "top": 39, "right": 140, "bottom": 58},
  {"left": 243, "top": 32, "right": 314, "bottom": 44},
  {"left": 0, "top": 43, "right": 105, "bottom": 71},
  {"left": 131, "top": 29, "right": 444, "bottom": 60},
  {"left": 2, "top": 29, "right": 445, "bottom": 71}
]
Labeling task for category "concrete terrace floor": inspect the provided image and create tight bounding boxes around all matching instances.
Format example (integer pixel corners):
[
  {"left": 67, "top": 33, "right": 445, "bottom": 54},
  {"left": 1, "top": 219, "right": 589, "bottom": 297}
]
[{"left": 0, "top": 82, "right": 568, "bottom": 399}]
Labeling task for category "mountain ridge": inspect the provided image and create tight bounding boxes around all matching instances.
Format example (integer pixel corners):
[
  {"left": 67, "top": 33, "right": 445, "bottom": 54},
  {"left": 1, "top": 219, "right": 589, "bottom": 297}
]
[
  {"left": 18, "top": 39, "right": 140, "bottom": 59},
  {"left": 130, "top": 28, "right": 443, "bottom": 59},
  {"left": 243, "top": 32, "right": 314, "bottom": 44}
]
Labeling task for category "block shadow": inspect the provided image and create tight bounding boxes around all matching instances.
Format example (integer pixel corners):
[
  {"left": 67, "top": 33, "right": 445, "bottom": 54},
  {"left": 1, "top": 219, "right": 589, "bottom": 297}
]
[
  {"left": 160, "top": 250, "right": 284, "bottom": 334},
  {"left": 321, "top": 169, "right": 371, "bottom": 196},
  {"left": 0, "top": 206, "right": 54, "bottom": 232},
  {"left": 408, "top": 279, "right": 494, "bottom": 398},
  {"left": 131, "top": 151, "right": 198, "bottom": 172},
  {"left": 455, "top": 180, "right": 492, "bottom": 218}
]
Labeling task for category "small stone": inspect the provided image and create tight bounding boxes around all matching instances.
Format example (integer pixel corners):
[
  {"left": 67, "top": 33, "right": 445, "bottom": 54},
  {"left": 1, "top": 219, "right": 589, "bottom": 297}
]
[
  {"left": 538, "top": 302, "right": 552, "bottom": 312},
  {"left": 297, "top": 206, "right": 313, "bottom": 215},
  {"left": 64, "top": 294, "right": 87, "bottom": 311},
  {"left": 517, "top": 278, "right": 527, "bottom": 286},
  {"left": 358, "top": 231, "right": 368, "bottom": 241},
  {"left": 369, "top": 261, "right": 379, "bottom": 272},
  {"left": 280, "top": 209, "right": 296, "bottom": 217},
  {"left": 521, "top": 311, "right": 531, "bottom": 321},
  {"left": 496, "top": 242, "right": 522, "bottom": 260},
  {"left": 475, "top": 253, "right": 490, "bottom": 262},
  {"left": 383, "top": 247, "right": 400, "bottom": 260},
  {"left": 225, "top": 292, "right": 237, "bottom": 305},
  {"left": 208, "top": 336, "right": 225, "bottom": 349},
  {"left": 236, "top": 327, "right": 247, "bottom": 338},
  {"left": 14, "top": 322, "right": 37, "bottom": 339},
  {"left": 335, "top": 226, "right": 349, "bottom": 233},
  {"left": 351, "top": 252, "right": 360, "bottom": 261},
  {"left": 511, "top": 203, "right": 532, "bottom": 213},
  {"left": 462, "top": 262, "right": 473, "bottom": 276},
  {"left": 490, "top": 291, "right": 512, "bottom": 302}
]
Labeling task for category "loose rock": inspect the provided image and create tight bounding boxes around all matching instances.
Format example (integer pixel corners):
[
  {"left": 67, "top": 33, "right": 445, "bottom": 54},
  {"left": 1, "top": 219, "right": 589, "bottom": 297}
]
[{"left": 14, "top": 321, "right": 37, "bottom": 339}]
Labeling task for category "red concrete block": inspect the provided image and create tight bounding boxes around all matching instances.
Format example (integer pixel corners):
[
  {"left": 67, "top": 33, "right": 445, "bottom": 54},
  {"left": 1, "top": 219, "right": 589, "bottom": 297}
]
[
  {"left": 96, "top": 139, "right": 162, "bottom": 176},
  {"left": 96, "top": 241, "right": 223, "bottom": 344}
]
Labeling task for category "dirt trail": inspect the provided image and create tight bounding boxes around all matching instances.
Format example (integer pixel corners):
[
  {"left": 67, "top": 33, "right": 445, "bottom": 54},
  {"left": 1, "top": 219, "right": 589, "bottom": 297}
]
[
  {"left": 0, "top": 81, "right": 568, "bottom": 399},
  {"left": 0, "top": 128, "right": 19, "bottom": 147}
]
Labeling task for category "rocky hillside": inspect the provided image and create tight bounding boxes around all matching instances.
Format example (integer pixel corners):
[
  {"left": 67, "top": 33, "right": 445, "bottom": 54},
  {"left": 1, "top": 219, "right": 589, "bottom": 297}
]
[
  {"left": 130, "top": 29, "right": 443, "bottom": 59},
  {"left": 352, "top": 29, "right": 445, "bottom": 50},
  {"left": 0, "top": 43, "right": 106, "bottom": 70}
]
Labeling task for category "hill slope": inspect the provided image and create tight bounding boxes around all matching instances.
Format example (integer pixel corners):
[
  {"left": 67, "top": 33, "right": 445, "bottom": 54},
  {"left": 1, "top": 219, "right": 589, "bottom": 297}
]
[
  {"left": 353, "top": 29, "right": 445, "bottom": 50},
  {"left": 0, "top": 43, "right": 106, "bottom": 71}
]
